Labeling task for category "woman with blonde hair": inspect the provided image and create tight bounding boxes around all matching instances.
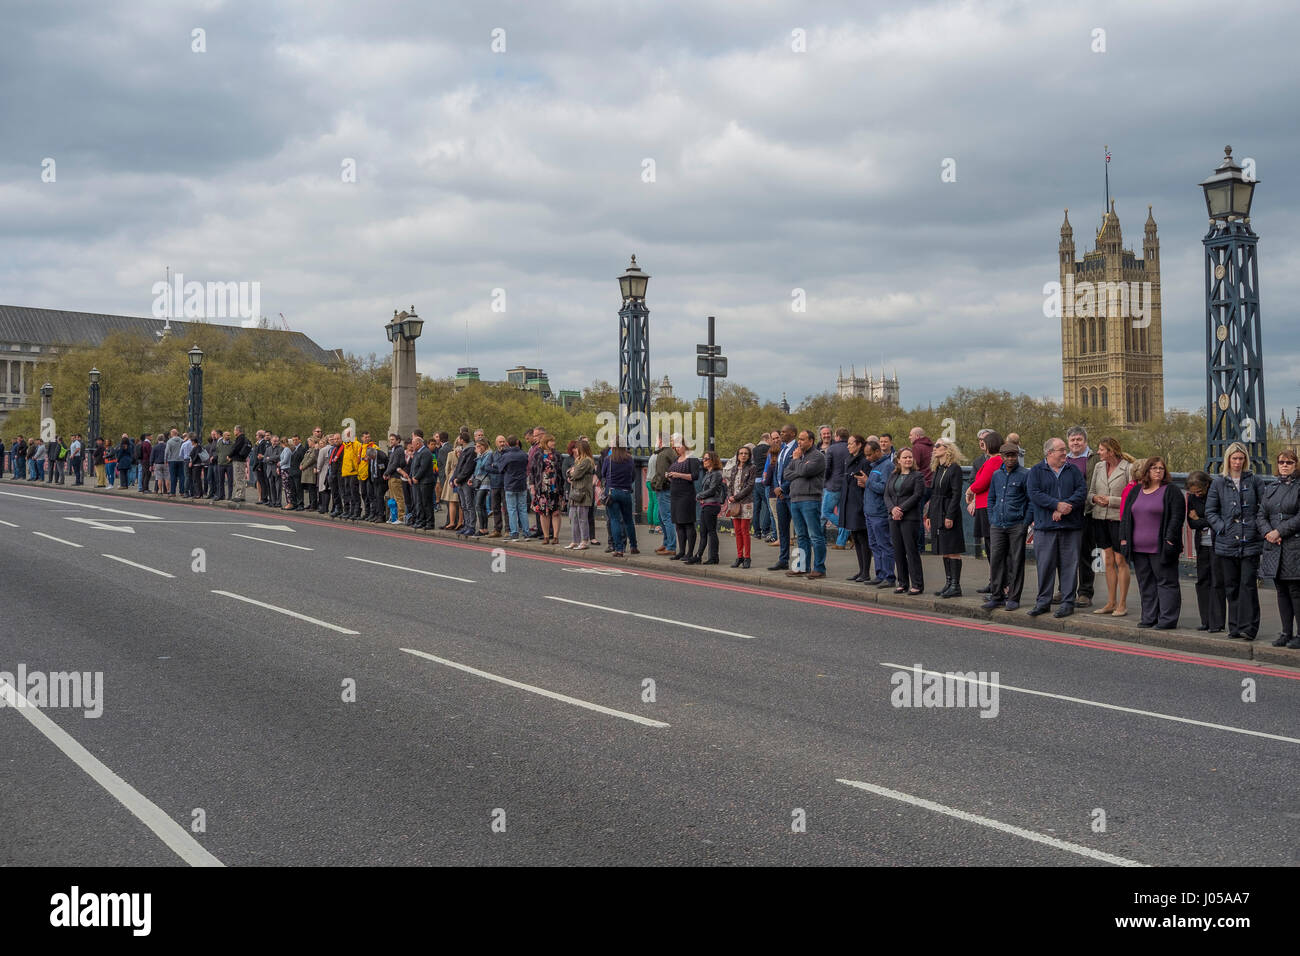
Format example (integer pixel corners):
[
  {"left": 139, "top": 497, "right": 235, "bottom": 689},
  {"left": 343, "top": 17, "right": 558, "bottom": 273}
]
[
  {"left": 927, "top": 438, "right": 966, "bottom": 598},
  {"left": 441, "top": 434, "right": 463, "bottom": 530},
  {"left": 1207, "top": 441, "right": 1266, "bottom": 640},
  {"left": 1089, "top": 436, "right": 1134, "bottom": 616}
]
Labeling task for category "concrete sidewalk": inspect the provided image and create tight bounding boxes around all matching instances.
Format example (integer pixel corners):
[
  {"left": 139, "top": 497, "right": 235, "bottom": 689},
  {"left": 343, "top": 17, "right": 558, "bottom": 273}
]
[{"left": 72, "top": 480, "right": 1300, "bottom": 668}]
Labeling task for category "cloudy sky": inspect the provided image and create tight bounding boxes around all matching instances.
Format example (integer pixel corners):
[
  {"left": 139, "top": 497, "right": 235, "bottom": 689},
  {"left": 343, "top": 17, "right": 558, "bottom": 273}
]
[{"left": 3, "top": 0, "right": 1297, "bottom": 417}]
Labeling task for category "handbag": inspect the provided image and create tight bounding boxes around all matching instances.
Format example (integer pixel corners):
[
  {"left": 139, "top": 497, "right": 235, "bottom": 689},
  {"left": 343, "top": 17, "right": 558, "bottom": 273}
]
[{"left": 725, "top": 500, "right": 742, "bottom": 518}]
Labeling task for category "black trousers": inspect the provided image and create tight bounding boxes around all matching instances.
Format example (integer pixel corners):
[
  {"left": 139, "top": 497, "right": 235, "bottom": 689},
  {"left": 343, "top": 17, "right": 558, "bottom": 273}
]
[
  {"left": 849, "top": 528, "right": 871, "bottom": 578},
  {"left": 360, "top": 478, "right": 374, "bottom": 516},
  {"left": 1077, "top": 515, "right": 1096, "bottom": 598},
  {"left": 207, "top": 461, "right": 218, "bottom": 495},
  {"left": 891, "top": 517, "right": 923, "bottom": 589},
  {"left": 1194, "top": 545, "right": 1225, "bottom": 629},
  {"left": 675, "top": 521, "right": 696, "bottom": 559},
  {"left": 190, "top": 464, "right": 205, "bottom": 498},
  {"left": 1132, "top": 551, "right": 1181, "bottom": 628},
  {"left": 341, "top": 475, "right": 360, "bottom": 516},
  {"left": 988, "top": 523, "right": 1027, "bottom": 603},
  {"left": 696, "top": 505, "right": 720, "bottom": 561},
  {"left": 491, "top": 487, "right": 505, "bottom": 532},
  {"left": 1215, "top": 554, "right": 1260, "bottom": 637},
  {"left": 416, "top": 480, "right": 435, "bottom": 527},
  {"left": 1273, "top": 576, "right": 1300, "bottom": 638}
]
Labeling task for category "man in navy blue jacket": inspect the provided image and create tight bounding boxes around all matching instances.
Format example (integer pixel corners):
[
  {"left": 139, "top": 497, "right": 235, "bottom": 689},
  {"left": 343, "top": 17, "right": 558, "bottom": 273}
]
[{"left": 1026, "top": 437, "right": 1087, "bottom": 618}]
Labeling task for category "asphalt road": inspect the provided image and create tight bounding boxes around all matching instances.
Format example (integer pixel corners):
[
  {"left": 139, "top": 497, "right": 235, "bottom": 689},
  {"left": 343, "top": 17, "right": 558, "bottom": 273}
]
[{"left": 2, "top": 481, "right": 1297, "bottom": 866}]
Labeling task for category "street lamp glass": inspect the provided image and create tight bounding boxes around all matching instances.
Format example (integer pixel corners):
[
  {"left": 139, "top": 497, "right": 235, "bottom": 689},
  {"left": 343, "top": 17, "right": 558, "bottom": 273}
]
[
  {"left": 40, "top": 382, "right": 53, "bottom": 397},
  {"left": 188, "top": 345, "right": 204, "bottom": 367},
  {"left": 405, "top": 317, "right": 424, "bottom": 339},
  {"left": 1234, "top": 181, "right": 1254, "bottom": 218},
  {"left": 385, "top": 321, "right": 397, "bottom": 343},
  {"left": 1205, "top": 182, "right": 1231, "bottom": 218},
  {"left": 89, "top": 367, "right": 100, "bottom": 384}
]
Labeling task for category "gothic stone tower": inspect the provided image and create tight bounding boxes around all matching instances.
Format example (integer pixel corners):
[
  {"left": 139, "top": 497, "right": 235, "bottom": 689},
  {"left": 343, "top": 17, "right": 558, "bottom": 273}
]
[{"left": 1059, "top": 201, "right": 1164, "bottom": 424}]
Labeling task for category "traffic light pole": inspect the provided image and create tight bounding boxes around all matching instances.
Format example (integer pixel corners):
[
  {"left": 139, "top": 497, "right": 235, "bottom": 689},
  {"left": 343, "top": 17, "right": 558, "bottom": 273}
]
[{"left": 707, "top": 315, "right": 715, "bottom": 453}]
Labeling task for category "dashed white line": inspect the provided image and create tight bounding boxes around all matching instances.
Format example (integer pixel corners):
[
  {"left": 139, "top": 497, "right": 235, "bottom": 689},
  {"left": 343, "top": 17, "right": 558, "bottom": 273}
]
[
  {"left": 346, "top": 555, "right": 475, "bottom": 583},
  {"left": 102, "top": 554, "right": 175, "bottom": 578},
  {"left": 231, "top": 533, "right": 314, "bottom": 551},
  {"left": 32, "top": 531, "right": 83, "bottom": 548},
  {"left": 836, "top": 779, "right": 1146, "bottom": 867},
  {"left": 0, "top": 678, "right": 223, "bottom": 867},
  {"left": 400, "top": 647, "right": 670, "bottom": 728},
  {"left": 210, "top": 590, "right": 359, "bottom": 634},
  {"left": 0, "top": 519, "right": 19, "bottom": 528},
  {"left": 879, "top": 662, "right": 1300, "bottom": 745},
  {"left": 545, "top": 595, "right": 756, "bottom": 640}
]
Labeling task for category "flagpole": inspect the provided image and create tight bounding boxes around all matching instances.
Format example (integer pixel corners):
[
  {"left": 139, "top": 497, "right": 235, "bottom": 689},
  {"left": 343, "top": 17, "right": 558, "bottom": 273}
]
[{"left": 1104, "top": 144, "right": 1110, "bottom": 213}]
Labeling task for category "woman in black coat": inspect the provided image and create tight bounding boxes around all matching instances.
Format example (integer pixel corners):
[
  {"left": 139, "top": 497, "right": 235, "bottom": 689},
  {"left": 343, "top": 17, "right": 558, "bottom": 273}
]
[
  {"left": 666, "top": 440, "right": 702, "bottom": 561},
  {"left": 884, "top": 447, "right": 925, "bottom": 594},
  {"left": 1118, "top": 456, "right": 1185, "bottom": 629},
  {"left": 1206, "top": 442, "right": 1266, "bottom": 640},
  {"left": 926, "top": 438, "right": 967, "bottom": 598},
  {"left": 840, "top": 435, "right": 870, "bottom": 582},
  {"left": 1258, "top": 448, "right": 1300, "bottom": 648}
]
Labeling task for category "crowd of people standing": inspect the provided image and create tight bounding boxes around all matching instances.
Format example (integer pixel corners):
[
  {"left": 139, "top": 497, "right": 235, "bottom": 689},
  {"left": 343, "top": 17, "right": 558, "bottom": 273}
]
[{"left": 5, "top": 420, "right": 1299, "bottom": 647}]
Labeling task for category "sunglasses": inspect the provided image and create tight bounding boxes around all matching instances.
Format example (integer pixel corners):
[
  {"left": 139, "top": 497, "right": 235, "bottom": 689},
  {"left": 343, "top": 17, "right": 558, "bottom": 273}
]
[{"left": 1278, "top": 460, "right": 1297, "bottom": 466}]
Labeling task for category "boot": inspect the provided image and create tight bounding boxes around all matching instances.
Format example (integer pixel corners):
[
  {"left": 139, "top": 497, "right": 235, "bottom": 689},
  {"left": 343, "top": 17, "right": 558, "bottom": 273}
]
[
  {"left": 742, "top": 558, "right": 751, "bottom": 569},
  {"left": 942, "top": 560, "right": 962, "bottom": 598},
  {"left": 934, "top": 557, "right": 952, "bottom": 596}
]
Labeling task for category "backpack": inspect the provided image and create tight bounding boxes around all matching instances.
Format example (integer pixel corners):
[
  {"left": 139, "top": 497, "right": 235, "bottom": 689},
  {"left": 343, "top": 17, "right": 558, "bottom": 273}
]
[{"left": 58, "top": 444, "right": 68, "bottom": 460}]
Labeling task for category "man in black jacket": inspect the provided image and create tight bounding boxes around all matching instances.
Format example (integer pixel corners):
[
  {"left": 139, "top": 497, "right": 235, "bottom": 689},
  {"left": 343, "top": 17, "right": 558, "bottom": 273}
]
[
  {"left": 408, "top": 432, "right": 435, "bottom": 530},
  {"left": 384, "top": 433, "right": 407, "bottom": 524},
  {"left": 229, "top": 426, "right": 251, "bottom": 501}
]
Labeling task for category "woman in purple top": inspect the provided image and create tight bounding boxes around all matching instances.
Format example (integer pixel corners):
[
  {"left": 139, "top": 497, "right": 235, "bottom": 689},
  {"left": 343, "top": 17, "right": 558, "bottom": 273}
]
[{"left": 1118, "top": 456, "right": 1186, "bottom": 629}]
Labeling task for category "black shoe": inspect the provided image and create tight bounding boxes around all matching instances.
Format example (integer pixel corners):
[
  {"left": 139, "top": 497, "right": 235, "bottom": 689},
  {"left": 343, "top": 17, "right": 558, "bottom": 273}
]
[
  {"left": 733, "top": 559, "right": 744, "bottom": 568},
  {"left": 1027, "top": 605, "right": 1050, "bottom": 617},
  {"left": 934, "top": 579, "right": 951, "bottom": 597},
  {"left": 942, "top": 586, "right": 962, "bottom": 599},
  {"left": 684, "top": 556, "right": 701, "bottom": 565},
  {"left": 981, "top": 598, "right": 1004, "bottom": 610},
  {"left": 977, "top": 585, "right": 993, "bottom": 594},
  {"left": 668, "top": 553, "right": 683, "bottom": 561},
  {"left": 847, "top": 574, "right": 864, "bottom": 582},
  {"left": 1228, "top": 631, "right": 1245, "bottom": 640},
  {"left": 876, "top": 578, "right": 895, "bottom": 589},
  {"left": 742, "top": 559, "right": 751, "bottom": 569},
  {"left": 1053, "top": 605, "right": 1074, "bottom": 618},
  {"left": 768, "top": 563, "right": 788, "bottom": 571},
  {"left": 1138, "top": 622, "right": 1156, "bottom": 629},
  {"left": 1198, "top": 625, "right": 1211, "bottom": 632},
  {"left": 1287, "top": 637, "right": 1300, "bottom": 650},
  {"left": 1272, "top": 633, "right": 1293, "bottom": 647},
  {"left": 702, "top": 558, "right": 719, "bottom": 565},
  {"left": 1155, "top": 624, "right": 1177, "bottom": 630}
]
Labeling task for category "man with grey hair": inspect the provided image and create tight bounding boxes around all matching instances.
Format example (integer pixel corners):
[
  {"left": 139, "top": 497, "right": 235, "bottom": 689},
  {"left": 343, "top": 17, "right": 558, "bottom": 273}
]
[
  {"left": 1065, "top": 425, "right": 1098, "bottom": 607},
  {"left": 1025, "top": 437, "right": 1087, "bottom": 618}
]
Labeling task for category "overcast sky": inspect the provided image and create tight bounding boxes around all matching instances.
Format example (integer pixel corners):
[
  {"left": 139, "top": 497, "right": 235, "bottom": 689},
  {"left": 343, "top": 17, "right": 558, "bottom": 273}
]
[{"left": 3, "top": 0, "right": 1297, "bottom": 418}]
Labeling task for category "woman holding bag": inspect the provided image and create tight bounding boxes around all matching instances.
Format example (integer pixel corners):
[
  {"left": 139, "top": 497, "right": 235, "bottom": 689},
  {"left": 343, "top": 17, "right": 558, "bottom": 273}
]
[{"left": 1119, "top": 456, "right": 1185, "bottom": 630}]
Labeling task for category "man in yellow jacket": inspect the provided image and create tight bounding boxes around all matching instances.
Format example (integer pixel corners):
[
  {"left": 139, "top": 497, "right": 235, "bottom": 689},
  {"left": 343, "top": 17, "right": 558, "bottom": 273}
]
[{"left": 340, "top": 432, "right": 364, "bottom": 520}]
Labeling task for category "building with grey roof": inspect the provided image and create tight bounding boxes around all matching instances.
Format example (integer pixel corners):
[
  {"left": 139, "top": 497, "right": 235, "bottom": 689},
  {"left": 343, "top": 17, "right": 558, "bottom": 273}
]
[{"left": 0, "top": 304, "right": 342, "bottom": 416}]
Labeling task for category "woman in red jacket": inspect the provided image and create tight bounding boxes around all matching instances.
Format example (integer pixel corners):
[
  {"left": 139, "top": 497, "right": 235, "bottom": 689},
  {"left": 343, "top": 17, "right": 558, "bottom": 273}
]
[{"left": 964, "top": 431, "right": 1004, "bottom": 595}]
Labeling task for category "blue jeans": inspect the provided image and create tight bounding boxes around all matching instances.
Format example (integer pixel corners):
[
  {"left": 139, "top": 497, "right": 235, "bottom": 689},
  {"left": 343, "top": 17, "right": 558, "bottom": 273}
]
[
  {"left": 505, "top": 490, "right": 529, "bottom": 536},
  {"left": 821, "top": 489, "right": 851, "bottom": 546},
  {"left": 867, "top": 515, "right": 894, "bottom": 581},
  {"left": 608, "top": 488, "right": 636, "bottom": 552},
  {"left": 104, "top": 461, "right": 114, "bottom": 484},
  {"left": 656, "top": 489, "right": 676, "bottom": 551},
  {"left": 789, "top": 500, "right": 827, "bottom": 573}
]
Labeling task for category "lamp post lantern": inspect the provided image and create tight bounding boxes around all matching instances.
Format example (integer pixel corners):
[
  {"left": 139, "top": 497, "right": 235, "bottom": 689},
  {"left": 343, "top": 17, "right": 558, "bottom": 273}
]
[
  {"left": 39, "top": 381, "right": 54, "bottom": 443},
  {"left": 617, "top": 255, "right": 651, "bottom": 456},
  {"left": 1201, "top": 145, "right": 1267, "bottom": 473},
  {"left": 87, "top": 367, "right": 101, "bottom": 448},
  {"left": 186, "top": 345, "right": 204, "bottom": 439},
  {"left": 388, "top": 306, "right": 422, "bottom": 439}
]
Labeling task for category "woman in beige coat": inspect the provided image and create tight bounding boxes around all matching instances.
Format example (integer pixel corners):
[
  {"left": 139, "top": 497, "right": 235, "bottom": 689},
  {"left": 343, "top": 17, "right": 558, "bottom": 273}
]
[
  {"left": 1089, "top": 436, "right": 1134, "bottom": 615},
  {"left": 565, "top": 439, "right": 596, "bottom": 549}
]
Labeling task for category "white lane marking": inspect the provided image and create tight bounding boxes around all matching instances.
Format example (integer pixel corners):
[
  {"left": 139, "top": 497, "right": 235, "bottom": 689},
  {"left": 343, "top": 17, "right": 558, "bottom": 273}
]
[
  {"left": 66, "top": 517, "right": 294, "bottom": 532},
  {"left": 836, "top": 779, "right": 1146, "bottom": 868},
  {"left": 400, "top": 648, "right": 670, "bottom": 728},
  {"left": 230, "top": 533, "right": 313, "bottom": 551},
  {"left": 880, "top": 662, "right": 1300, "bottom": 745},
  {"left": 0, "top": 519, "right": 18, "bottom": 528},
  {"left": 101, "top": 554, "right": 176, "bottom": 578},
  {"left": 545, "top": 595, "right": 755, "bottom": 640},
  {"left": 0, "top": 678, "right": 224, "bottom": 867},
  {"left": 210, "top": 590, "right": 358, "bottom": 634},
  {"left": 346, "top": 555, "right": 474, "bottom": 583},
  {"left": 0, "top": 491, "right": 161, "bottom": 519},
  {"left": 32, "top": 531, "right": 83, "bottom": 548}
]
